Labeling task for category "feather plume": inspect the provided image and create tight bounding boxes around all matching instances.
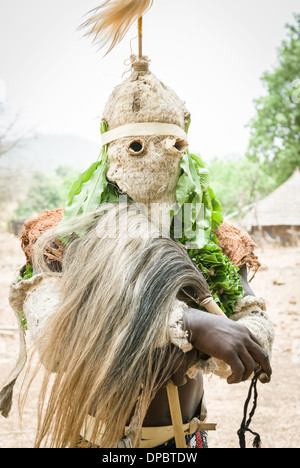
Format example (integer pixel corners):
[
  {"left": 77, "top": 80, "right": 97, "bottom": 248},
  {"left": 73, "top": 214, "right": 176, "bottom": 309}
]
[{"left": 80, "top": 0, "right": 153, "bottom": 54}]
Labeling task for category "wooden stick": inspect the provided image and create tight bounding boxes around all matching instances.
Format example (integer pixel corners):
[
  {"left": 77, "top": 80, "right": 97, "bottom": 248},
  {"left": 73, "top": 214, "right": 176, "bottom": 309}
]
[
  {"left": 202, "top": 299, "right": 226, "bottom": 317},
  {"left": 138, "top": 17, "right": 143, "bottom": 58},
  {"left": 166, "top": 381, "right": 187, "bottom": 448}
]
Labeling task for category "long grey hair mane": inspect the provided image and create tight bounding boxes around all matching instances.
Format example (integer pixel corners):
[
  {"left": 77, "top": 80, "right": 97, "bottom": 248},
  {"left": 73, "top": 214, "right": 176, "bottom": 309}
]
[{"left": 21, "top": 202, "right": 210, "bottom": 448}]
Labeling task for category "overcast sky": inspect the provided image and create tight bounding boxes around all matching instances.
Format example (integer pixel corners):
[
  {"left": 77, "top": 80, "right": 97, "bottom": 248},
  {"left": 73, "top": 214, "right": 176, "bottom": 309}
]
[{"left": 0, "top": 0, "right": 299, "bottom": 160}]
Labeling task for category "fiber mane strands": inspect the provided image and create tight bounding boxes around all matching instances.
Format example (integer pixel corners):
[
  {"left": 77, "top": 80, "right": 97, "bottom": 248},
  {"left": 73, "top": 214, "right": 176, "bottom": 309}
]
[{"left": 27, "top": 203, "right": 210, "bottom": 448}]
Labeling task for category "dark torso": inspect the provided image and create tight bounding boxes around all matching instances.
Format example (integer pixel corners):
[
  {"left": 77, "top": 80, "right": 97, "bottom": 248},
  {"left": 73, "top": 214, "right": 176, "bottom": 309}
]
[{"left": 142, "top": 371, "right": 204, "bottom": 427}]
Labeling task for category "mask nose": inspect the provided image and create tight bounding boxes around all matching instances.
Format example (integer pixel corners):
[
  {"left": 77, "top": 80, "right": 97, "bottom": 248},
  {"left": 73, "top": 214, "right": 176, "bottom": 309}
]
[{"left": 164, "top": 137, "right": 189, "bottom": 155}]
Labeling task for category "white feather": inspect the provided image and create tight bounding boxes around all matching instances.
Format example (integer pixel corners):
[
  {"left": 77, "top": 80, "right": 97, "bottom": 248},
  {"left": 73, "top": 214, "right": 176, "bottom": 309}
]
[{"left": 80, "top": 0, "right": 153, "bottom": 54}]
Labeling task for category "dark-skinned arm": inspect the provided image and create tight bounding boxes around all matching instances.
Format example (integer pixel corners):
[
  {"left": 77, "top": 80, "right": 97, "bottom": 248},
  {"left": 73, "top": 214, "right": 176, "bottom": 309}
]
[
  {"left": 178, "top": 265, "right": 272, "bottom": 385},
  {"left": 182, "top": 309, "right": 272, "bottom": 384}
]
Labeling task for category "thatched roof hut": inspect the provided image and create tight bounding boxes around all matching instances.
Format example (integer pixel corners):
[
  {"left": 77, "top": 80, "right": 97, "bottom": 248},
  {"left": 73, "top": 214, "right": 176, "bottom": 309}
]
[{"left": 243, "top": 168, "right": 300, "bottom": 246}]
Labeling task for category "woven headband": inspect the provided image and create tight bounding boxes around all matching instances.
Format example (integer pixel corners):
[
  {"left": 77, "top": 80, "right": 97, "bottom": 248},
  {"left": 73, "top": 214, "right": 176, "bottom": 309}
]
[{"left": 101, "top": 122, "right": 188, "bottom": 146}]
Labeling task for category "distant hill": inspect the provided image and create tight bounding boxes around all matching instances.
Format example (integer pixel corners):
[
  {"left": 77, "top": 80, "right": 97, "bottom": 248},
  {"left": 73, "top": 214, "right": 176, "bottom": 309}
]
[{"left": 0, "top": 133, "right": 101, "bottom": 176}]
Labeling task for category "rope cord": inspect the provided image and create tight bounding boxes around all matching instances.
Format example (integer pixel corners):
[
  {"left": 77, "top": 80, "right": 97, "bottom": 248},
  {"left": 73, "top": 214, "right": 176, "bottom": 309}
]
[{"left": 237, "top": 369, "right": 263, "bottom": 449}]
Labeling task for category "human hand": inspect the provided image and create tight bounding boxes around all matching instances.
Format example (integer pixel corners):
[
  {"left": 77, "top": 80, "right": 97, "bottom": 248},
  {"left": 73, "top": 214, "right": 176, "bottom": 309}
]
[{"left": 183, "top": 308, "right": 272, "bottom": 384}]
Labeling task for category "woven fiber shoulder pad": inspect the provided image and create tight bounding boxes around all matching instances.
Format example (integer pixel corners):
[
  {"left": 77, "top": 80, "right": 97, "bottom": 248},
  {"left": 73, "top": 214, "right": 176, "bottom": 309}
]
[
  {"left": 156, "top": 300, "right": 193, "bottom": 353},
  {"left": 231, "top": 296, "right": 275, "bottom": 357}
]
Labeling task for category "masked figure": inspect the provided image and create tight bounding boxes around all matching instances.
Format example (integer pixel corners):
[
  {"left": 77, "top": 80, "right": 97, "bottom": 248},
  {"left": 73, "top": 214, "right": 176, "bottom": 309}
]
[{"left": 0, "top": 1, "right": 274, "bottom": 449}]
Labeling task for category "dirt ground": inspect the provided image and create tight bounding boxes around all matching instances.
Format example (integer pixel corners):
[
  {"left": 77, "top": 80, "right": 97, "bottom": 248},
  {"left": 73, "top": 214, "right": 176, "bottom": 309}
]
[{"left": 0, "top": 230, "right": 299, "bottom": 448}]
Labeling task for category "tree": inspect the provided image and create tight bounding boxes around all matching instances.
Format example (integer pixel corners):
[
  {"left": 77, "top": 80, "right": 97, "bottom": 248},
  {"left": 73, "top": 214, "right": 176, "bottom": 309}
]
[
  {"left": 247, "top": 13, "right": 300, "bottom": 186},
  {"left": 14, "top": 166, "right": 80, "bottom": 219},
  {"left": 0, "top": 103, "right": 24, "bottom": 157},
  {"left": 0, "top": 102, "right": 33, "bottom": 213},
  {"left": 207, "top": 156, "right": 276, "bottom": 217}
]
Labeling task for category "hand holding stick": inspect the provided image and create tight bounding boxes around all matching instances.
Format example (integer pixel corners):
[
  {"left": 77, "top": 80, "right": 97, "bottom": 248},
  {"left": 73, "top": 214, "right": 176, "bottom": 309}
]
[{"left": 201, "top": 297, "right": 270, "bottom": 384}]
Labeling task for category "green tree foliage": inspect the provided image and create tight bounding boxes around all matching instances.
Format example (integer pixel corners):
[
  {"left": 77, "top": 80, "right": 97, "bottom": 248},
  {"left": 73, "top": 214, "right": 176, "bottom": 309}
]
[
  {"left": 206, "top": 156, "right": 276, "bottom": 216},
  {"left": 247, "top": 13, "right": 300, "bottom": 185},
  {"left": 14, "top": 166, "right": 79, "bottom": 219}
]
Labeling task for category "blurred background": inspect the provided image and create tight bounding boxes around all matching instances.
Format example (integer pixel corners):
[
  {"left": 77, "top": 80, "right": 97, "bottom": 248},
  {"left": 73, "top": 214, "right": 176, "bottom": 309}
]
[{"left": 0, "top": 0, "right": 299, "bottom": 448}]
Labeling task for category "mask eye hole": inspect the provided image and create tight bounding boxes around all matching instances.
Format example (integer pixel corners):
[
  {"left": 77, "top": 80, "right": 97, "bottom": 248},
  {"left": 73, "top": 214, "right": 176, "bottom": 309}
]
[{"left": 127, "top": 138, "right": 144, "bottom": 155}]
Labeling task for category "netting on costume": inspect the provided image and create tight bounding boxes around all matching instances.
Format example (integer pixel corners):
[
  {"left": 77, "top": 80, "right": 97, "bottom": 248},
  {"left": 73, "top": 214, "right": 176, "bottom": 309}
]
[
  {"left": 20, "top": 209, "right": 65, "bottom": 267},
  {"left": 214, "top": 221, "right": 261, "bottom": 280}
]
